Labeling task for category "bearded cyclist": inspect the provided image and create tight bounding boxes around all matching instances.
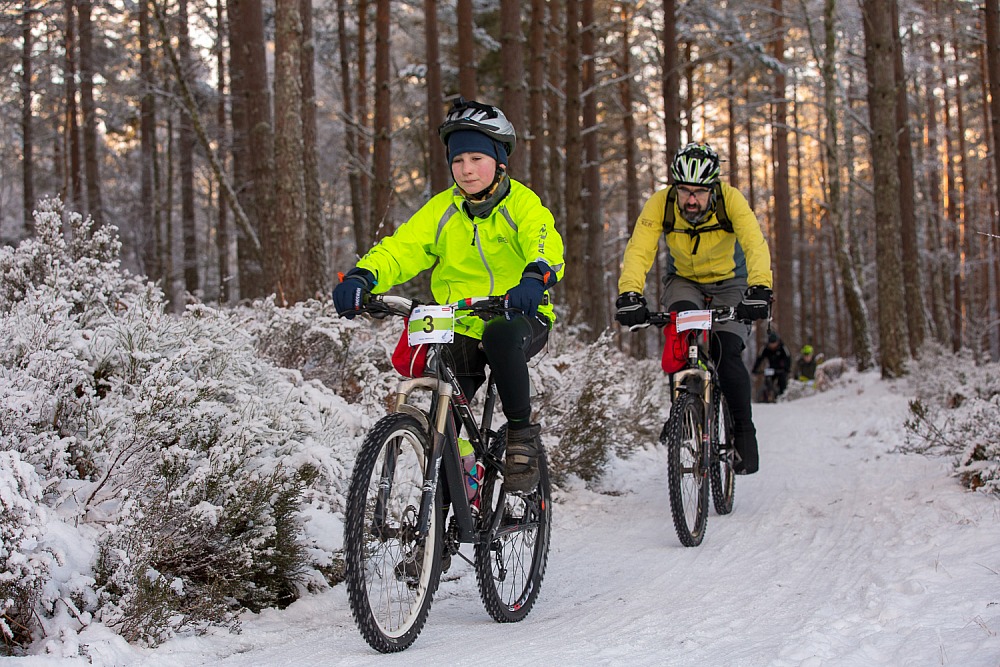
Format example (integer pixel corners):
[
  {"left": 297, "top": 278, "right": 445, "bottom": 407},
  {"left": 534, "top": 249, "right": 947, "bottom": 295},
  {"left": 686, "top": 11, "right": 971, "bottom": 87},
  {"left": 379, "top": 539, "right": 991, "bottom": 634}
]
[{"left": 614, "top": 142, "right": 773, "bottom": 474}]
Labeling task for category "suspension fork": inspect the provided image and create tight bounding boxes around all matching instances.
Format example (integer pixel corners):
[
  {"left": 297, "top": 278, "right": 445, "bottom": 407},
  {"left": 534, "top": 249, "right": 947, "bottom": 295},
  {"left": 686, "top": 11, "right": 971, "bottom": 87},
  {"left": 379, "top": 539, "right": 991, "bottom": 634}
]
[{"left": 416, "top": 382, "right": 454, "bottom": 538}]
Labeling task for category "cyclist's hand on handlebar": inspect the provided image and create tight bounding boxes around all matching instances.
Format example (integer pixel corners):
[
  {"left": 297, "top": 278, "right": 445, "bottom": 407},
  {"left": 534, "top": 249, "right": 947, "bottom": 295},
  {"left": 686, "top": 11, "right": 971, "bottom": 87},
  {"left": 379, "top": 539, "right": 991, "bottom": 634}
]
[
  {"left": 735, "top": 285, "right": 772, "bottom": 321},
  {"left": 615, "top": 292, "right": 649, "bottom": 327},
  {"left": 505, "top": 262, "right": 553, "bottom": 320},
  {"left": 333, "top": 267, "right": 377, "bottom": 319}
]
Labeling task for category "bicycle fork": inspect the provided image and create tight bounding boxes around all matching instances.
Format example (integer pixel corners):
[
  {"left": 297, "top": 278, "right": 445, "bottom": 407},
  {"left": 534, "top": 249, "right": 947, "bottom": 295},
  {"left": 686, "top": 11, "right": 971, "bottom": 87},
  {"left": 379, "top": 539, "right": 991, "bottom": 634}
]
[{"left": 674, "top": 367, "right": 713, "bottom": 478}]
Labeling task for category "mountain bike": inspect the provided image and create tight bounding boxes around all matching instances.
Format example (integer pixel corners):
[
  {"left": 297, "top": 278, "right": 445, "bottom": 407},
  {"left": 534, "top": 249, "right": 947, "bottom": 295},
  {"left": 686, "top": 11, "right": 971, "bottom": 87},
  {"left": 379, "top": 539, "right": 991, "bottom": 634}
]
[
  {"left": 343, "top": 294, "right": 552, "bottom": 653},
  {"left": 644, "top": 307, "right": 742, "bottom": 547},
  {"left": 756, "top": 366, "right": 780, "bottom": 403}
]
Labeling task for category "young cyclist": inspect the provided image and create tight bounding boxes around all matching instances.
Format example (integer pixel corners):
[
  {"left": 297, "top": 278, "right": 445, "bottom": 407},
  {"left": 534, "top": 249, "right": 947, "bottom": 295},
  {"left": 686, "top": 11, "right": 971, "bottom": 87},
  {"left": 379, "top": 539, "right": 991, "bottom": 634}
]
[{"left": 333, "top": 98, "right": 565, "bottom": 494}]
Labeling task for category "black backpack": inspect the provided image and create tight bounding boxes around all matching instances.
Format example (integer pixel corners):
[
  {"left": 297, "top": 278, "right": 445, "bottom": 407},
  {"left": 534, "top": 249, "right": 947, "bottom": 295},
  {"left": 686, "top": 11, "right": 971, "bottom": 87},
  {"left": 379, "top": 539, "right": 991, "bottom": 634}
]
[{"left": 663, "top": 182, "right": 733, "bottom": 254}]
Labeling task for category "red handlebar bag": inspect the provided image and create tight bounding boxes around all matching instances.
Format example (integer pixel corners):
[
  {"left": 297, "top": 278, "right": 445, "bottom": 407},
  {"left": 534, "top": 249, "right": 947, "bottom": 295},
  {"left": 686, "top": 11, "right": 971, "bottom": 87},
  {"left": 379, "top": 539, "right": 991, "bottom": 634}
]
[
  {"left": 661, "top": 317, "right": 688, "bottom": 374},
  {"left": 391, "top": 319, "right": 430, "bottom": 377}
]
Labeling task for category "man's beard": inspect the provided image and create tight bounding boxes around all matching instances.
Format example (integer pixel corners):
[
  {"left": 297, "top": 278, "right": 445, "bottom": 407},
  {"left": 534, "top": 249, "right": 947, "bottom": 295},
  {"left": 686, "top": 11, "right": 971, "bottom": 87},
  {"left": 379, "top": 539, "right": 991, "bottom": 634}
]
[{"left": 681, "top": 205, "right": 705, "bottom": 223}]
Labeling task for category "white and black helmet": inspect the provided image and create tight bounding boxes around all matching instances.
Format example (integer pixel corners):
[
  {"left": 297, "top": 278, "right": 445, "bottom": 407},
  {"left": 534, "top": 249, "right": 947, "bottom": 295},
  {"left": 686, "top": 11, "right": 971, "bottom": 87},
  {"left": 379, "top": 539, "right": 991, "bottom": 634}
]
[
  {"left": 438, "top": 98, "right": 516, "bottom": 156},
  {"left": 670, "top": 142, "right": 721, "bottom": 186}
]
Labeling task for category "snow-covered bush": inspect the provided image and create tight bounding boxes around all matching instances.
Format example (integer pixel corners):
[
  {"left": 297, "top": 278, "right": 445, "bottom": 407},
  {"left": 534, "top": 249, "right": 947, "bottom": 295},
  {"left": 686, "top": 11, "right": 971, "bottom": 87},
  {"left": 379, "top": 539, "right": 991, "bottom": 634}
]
[
  {"left": 0, "top": 451, "right": 53, "bottom": 648},
  {"left": 0, "top": 200, "right": 363, "bottom": 651},
  {"left": 538, "top": 330, "right": 670, "bottom": 484},
  {"left": 902, "top": 342, "right": 1000, "bottom": 494}
]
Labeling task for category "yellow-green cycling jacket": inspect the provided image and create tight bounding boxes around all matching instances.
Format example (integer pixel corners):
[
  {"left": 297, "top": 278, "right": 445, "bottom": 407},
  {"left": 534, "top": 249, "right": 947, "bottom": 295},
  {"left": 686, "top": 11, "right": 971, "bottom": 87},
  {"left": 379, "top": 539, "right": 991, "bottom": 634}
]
[
  {"left": 356, "top": 179, "right": 566, "bottom": 339},
  {"left": 617, "top": 182, "right": 772, "bottom": 294}
]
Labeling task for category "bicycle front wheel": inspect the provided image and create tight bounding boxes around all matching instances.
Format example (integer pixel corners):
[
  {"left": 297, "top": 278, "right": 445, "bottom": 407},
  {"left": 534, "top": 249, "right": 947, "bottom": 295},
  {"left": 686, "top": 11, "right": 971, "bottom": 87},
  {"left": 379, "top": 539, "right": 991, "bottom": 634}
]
[
  {"left": 710, "top": 391, "right": 736, "bottom": 515},
  {"left": 664, "top": 393, "right": 709, "bottom": 547},
  {"left": 344, "top": 413, "right": 443, "bottom": 653},
  {"left": 475, "top": 429, "right": 552, "bottom": 623}
]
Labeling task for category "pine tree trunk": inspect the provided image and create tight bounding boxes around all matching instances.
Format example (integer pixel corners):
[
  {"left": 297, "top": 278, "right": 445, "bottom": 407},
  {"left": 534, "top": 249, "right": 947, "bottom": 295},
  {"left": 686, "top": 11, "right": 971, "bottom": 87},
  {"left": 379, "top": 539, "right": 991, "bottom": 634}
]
[
  {"left": 78, "top": 0, "right": 103, "bottom": 227},
  {"left": 563, "top": 0, "right": 584, "bottom": 324},
  {"left": 581, "top": 0, "right": 606, "bottom": 337},
  {"left": 662, "top": 0, "right": 679, "bottom": 162},
  {"left": 229, "top": 0, "right": 274, "bottom": 298},
  {"left": 216, "top": 0, "right": 230, "bottom": 303},
  {"left": 891, "top": 1, "right": 925, "bottom": 356},
  {"left": 771, "top": 0, "right": 794, "bottom": 334},
  {"left": 356, "top": 0, "right": 372, "bottom": 249},
  {"left": 336, "top": 0, "right": 366, "bottom": 256},
  {"left": 545, "top": 0, "right": 564, "bottom": 227},
  {"left": 371, "top": 0, "right": 392, "bottom": 240},
  {"left": 457, "top": 0, "right": 476, "bottom": 98},
  {"left": 21, "top": 2, "right": 34, "bottom": 235},
  {"left": 300, "top": 0, "right": 325, "bottom": 297},
  {"left": 863, "top": 0, "right": 909, "bottom": 377},
  {"left": 986, "top": 0, "right": 1000, "bottom": 355},
  {"left": 500, "top": 0, "right": 526, "bottom": 176},
  {"left": 424, "top": 0, "right": 448, "bottom": 192},
  {"left": 823, "top": 0, "right": 873, "bottom": 370},
  {"left": 273, "top": 0, "right": 307, "bottom": 304},
  {"left": 620, "top": 2, "right": 644, "bottom": 357},
  {"left": 527, "top": 0, "right": 546, "bottom": 193},
  {"left": 65, "top": 0, "right": 82, "bottom": 212},
  {"left": 178, "top": 0, "right": 198, "bottom": 295}
]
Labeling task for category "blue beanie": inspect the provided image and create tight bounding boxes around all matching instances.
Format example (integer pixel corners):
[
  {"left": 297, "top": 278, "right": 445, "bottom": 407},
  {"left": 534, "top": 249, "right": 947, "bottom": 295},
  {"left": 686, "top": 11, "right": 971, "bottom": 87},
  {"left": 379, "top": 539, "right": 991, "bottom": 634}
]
[{"left": 447, "top": 130, "right": 508, "bottom": 166}]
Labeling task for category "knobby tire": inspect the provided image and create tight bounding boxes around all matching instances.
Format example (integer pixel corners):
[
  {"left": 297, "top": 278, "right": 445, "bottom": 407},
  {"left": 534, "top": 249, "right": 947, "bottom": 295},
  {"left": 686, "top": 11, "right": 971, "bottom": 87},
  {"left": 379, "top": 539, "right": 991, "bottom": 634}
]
[
  {"left": 344, "top": 413, "right": 443, "bottom": 653},
  {"left": 475, "top": 431, "right": 552, "bottom": 623},
  {"left": 664, "top": 392, "right": 709, "bottom": 547},
  {"left": 710, "top": 391, "right": 736, "bottom": 515}
]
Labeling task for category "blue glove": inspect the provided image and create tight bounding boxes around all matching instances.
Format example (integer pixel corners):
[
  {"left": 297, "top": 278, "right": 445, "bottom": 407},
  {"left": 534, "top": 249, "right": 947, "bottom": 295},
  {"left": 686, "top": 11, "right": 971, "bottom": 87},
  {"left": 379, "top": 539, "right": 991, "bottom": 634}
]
[
  {"left": 504, "top": 262, "right": 555, "bottom": 319},
  {"left": 333, "top": 268, "right": 376, "bottom": 318}
]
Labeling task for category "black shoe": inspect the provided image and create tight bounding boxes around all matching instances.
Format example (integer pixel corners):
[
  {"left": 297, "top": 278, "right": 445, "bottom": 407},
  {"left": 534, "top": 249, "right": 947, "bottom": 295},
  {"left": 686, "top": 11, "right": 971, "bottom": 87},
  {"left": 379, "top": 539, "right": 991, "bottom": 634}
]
[
  {"left": 504, "top": 424, "right": 541, "bottom": 494},
  {"left": 733, "top": 425, "right": 759, "bottom": 475}
]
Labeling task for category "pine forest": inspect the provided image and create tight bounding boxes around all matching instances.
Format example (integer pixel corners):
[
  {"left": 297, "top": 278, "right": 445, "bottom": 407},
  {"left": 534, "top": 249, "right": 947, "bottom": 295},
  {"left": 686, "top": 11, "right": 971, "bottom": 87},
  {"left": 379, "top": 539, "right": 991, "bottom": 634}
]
[{"left": 2, "top": 0, "right": 1000, "bottom": 372}]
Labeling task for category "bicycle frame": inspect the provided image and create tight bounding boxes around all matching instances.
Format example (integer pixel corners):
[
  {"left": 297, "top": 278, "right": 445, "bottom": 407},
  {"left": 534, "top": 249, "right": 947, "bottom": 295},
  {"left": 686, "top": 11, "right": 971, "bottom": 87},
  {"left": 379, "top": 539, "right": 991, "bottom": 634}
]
[
  {"left": 649, "top": 306, "right": 736, "bottom": 476},
  {"left": 670, "top": 326, "right": 718, "bottom": 477},
  {"left": 387, "top": 327, "right": 507, "bottom": 547}
]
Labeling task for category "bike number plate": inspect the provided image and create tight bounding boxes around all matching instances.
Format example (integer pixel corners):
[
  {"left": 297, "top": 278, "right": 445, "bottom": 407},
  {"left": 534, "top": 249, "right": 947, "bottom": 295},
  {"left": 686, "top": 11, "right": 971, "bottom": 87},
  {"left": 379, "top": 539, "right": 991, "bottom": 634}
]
[
  {"left": 408, "top": 305, "right": 455, "bottom": 344},
  {"left": 676, "top": 309, "right": 713, "bottom": 332}
]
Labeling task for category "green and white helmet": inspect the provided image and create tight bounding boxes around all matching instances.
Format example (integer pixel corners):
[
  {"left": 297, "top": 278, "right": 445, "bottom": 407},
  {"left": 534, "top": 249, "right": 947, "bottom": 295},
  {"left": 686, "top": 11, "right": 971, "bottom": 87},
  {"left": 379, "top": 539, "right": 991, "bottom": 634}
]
[
  {"left": 670, "top": 142, "right": 721, "bottom": 186},
  {"left": 438, "top": 98, "right": 516, "bottom": 156}
]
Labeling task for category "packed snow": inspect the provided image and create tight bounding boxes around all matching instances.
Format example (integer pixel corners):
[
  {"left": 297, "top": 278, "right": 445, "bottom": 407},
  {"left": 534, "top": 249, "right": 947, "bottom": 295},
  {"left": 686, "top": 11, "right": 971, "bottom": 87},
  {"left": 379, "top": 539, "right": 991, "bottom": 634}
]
[{"left": 11, "top": 369, "right": 1000, "bottom": 666}]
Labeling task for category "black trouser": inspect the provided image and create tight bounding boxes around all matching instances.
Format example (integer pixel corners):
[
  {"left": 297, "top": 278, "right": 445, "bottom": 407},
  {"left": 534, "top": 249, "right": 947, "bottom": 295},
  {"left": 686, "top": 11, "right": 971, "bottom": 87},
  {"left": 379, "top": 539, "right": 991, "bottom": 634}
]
[{"left": 443, "top": 315, "right": 550, "bottom": 424}]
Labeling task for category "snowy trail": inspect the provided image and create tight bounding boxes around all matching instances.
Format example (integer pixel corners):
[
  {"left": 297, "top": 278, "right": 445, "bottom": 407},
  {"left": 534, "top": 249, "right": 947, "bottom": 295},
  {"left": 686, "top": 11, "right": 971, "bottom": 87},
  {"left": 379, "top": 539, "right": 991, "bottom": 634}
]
[{"left": 107, "top": 373, "right": 1000, "bottom": 666}]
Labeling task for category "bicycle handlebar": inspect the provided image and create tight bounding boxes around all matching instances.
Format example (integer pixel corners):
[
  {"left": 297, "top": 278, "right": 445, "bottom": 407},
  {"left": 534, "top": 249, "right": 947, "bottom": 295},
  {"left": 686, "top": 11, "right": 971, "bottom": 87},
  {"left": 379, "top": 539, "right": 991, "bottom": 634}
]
[
  {"left": 356, "top": 294, "right": 549, "bottom": 320},
  {"left": 629, "top": 306, "right": 746, "bottom": 331}
]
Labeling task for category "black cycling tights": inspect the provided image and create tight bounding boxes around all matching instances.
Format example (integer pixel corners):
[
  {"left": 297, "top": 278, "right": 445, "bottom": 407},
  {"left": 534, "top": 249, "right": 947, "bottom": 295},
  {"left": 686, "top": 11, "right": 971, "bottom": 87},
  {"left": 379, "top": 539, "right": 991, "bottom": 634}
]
[{"left": 444, "top": 315, "right": 550, "bottom": 424}]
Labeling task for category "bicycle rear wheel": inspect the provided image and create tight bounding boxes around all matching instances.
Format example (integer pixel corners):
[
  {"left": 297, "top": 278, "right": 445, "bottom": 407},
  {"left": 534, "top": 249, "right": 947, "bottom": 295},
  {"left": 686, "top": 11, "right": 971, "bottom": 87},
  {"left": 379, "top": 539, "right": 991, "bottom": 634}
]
[
  {"left": 475, "top": 428, "right": 552, "bottom": 623},
  {"left": 710, "top": 391, "right": 736, "bottom": 515},
  {"left": 664, "top": 393, "right": 709, "bottom": 547},
  {"left": 344, "top": 413, "right": 443, "bottom": 653}
]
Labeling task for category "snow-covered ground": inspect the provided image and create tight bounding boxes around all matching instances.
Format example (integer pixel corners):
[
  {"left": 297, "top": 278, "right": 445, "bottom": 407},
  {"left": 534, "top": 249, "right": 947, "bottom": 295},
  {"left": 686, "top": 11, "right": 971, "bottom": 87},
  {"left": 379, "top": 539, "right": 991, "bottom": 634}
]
[{"left": 14, "top": 371, "right": 1000, "bottom": 666}]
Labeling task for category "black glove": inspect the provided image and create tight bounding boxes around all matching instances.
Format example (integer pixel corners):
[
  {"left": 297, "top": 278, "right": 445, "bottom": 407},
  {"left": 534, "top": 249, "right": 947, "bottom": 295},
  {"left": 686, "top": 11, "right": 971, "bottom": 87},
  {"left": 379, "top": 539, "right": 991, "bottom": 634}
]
[
  {"left": 736, "top": 285, "right": 772, "bottom": 321},
  {"left": 615, "top": 292, "right": 649, "bottom": 327},
  {"left": 332, "top": 267, "right": 376, "bottom": 318}
]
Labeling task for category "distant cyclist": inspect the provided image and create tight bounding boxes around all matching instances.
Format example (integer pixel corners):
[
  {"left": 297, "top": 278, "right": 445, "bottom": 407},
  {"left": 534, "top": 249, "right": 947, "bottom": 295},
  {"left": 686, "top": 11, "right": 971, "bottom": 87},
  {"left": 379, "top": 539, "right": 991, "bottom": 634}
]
[
  {"left": 615, "top": 142, "right": 773, "bottom": 475},
  {"left": 752, "top": 332, "right": 791, "bottom": 397},
  {"left": 795, "top": 344, "right": 818, "bottom": 381}
]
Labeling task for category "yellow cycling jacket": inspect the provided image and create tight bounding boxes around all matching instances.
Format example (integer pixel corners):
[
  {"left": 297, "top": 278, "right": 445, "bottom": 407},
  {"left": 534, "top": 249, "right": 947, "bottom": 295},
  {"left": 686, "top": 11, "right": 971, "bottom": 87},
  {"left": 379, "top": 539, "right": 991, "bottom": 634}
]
[
  {"left": 356, "top": 179, "right": 566, "bottom": 339},
  {"left": 617, "top": 182, "right": 772, "bottom": 294}
]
